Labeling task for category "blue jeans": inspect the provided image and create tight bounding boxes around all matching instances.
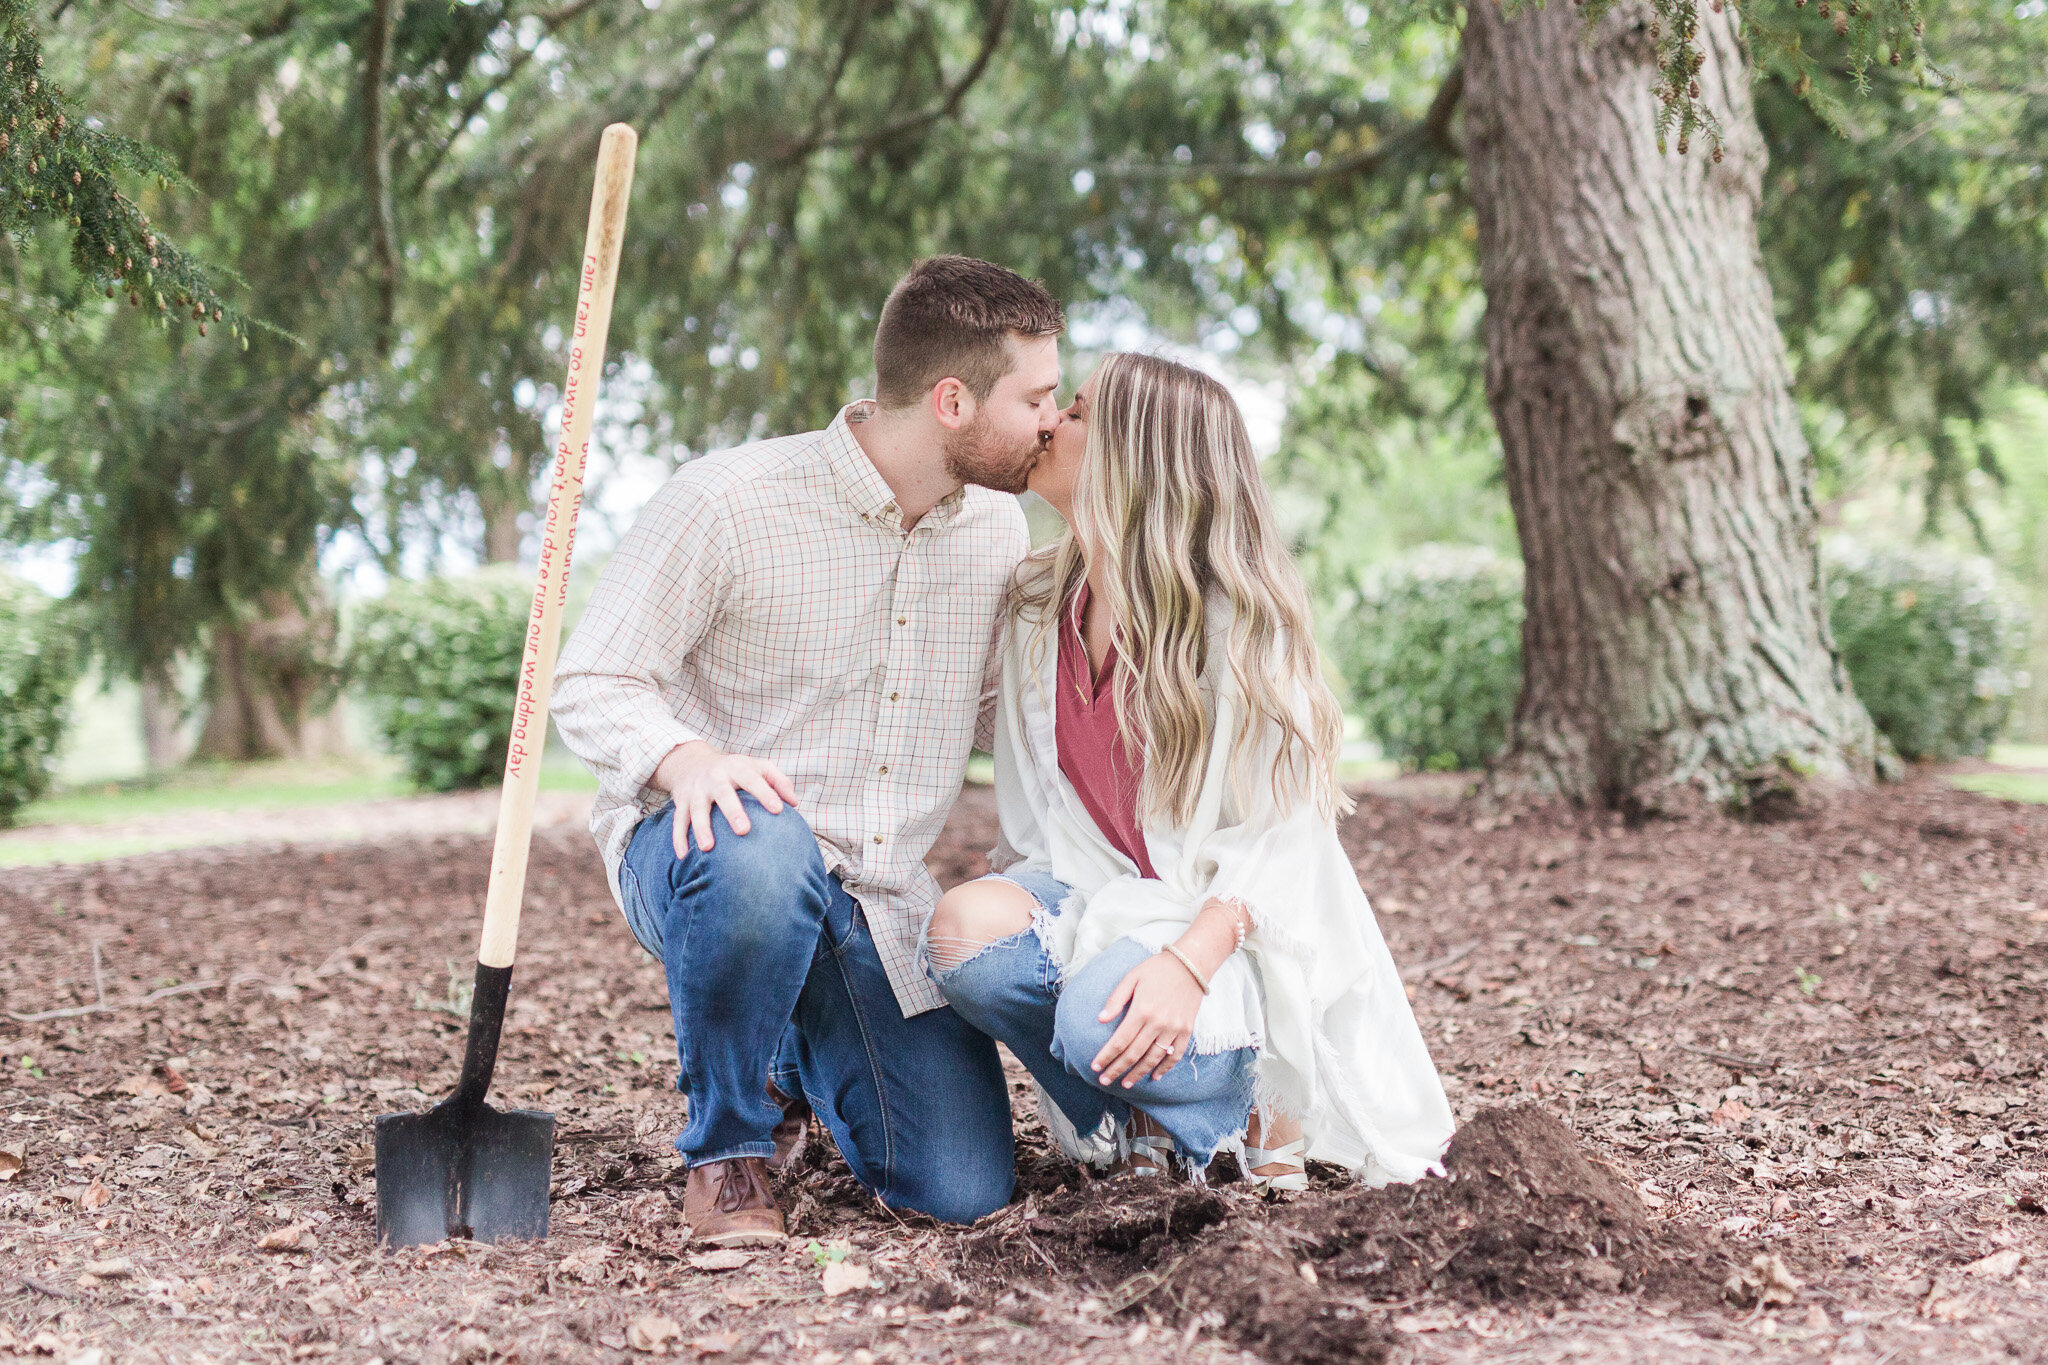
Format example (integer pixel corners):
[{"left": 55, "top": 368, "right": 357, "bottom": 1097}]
[
  {"left": 927, "top": 871, "right": 1258, "bottom": 1168},
  {"left": 619, "top": 796, "right": 1015, "bottom": 1223}
]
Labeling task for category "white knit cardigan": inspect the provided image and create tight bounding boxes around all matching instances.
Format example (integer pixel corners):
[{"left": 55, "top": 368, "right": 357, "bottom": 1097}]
[{"left": 988, "top": 601, "right": 1455, "bottom": 1185}]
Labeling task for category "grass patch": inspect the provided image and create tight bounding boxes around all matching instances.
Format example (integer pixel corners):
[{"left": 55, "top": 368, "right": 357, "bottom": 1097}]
[
  {"left": 1950, "top": 771, "right": 2048, "bottom": 804},
  {"left": 0, "top": 831, "right": 258, "bottom": 866},
  {"left": 9, "top": 753, "right": 598, "bottom": 831},
  {"left": 1989, "top": 742, "right": 2048, "bottom": 770},
  {"left": 18, "top": 759, "right": 412, "bottom": 828}
]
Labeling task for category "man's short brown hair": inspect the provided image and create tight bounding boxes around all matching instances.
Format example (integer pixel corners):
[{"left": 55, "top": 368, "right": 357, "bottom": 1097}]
[{"left": 873, "top": 256, "right": 1065, "bottom": 410}]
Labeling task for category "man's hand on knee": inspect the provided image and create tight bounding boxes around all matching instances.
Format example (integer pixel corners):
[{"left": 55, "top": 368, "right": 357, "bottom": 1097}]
[{"left": 655, "top": 741, "right": 800, "bottom": 855}]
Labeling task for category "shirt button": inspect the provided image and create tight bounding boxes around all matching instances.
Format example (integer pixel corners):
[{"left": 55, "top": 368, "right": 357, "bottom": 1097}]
[
  {"left": 889, "top": 691, "right": 900, "bottom": 702},
  {"left": 878, "top": 765, "right": 890, "bottom": 775},
  {"left": 872, "top": 834, "right": 884, "bottom": 844},
  {"left": 895, "top": 616, "right": 907, "bottom": 626}
]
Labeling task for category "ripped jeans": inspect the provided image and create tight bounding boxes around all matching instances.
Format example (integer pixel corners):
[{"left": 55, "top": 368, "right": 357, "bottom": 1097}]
[{"left": 924, "top": 870, "right": 1257, "bottom": 1168}]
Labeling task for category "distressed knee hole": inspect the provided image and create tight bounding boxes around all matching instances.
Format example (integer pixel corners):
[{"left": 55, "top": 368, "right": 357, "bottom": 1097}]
[
  {"left": 925, "top": 880, "right": 1037, "bottom": 975},
  {"left": 925, "top": 935, "right": 993, "bottom": 973}
]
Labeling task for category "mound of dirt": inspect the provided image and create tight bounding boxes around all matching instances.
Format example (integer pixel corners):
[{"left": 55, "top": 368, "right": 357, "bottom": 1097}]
[
  {"left": 955, "top": 1107, "right": 1727, "bottom": 1365},
  {"left": 1173, "top": 1106, "right": 1728, "bottom": 1363}
]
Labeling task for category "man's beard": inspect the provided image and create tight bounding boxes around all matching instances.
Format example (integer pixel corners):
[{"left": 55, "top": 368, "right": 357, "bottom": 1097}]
[{"left": 942, "top": 410, "right": 1038, "bottom": 495}]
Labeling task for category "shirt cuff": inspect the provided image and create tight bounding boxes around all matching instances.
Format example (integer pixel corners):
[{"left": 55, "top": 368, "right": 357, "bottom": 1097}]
[{"left": 616, "top": 714, "right": 707, "bottom": 812}]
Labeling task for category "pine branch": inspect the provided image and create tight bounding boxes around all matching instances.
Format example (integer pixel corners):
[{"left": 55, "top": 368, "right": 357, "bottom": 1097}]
[
  {"left": 1, "top": 0, "right": 247, "bottom": 341},
  {"left": 1571, "top": 0, "right": 1942, "bottom": 161}
]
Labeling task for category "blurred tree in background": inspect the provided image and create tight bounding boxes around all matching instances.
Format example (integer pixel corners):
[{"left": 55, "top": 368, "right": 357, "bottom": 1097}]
[{"left": 3, "top": 0, "right": 2043, "bottom": 787}]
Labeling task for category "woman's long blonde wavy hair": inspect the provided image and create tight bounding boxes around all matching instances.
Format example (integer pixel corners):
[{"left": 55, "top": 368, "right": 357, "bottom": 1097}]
[{"left": 1012, "top": 352, "right": 1352, "bottom": 828}]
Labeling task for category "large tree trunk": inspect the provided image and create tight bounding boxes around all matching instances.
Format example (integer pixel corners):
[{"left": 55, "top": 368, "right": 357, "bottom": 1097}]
[
  {"left": 1461, "top": 0, "right": 1882, "bottom": 816},
  {"left": 192, "top": 592, "right": 346, "bottom": 761},
  {"left": 139, "top": 666, "right": 188, "bottom": 772},
  {"left": 481, "top": 485, "right": 526, "bottom": 565}
]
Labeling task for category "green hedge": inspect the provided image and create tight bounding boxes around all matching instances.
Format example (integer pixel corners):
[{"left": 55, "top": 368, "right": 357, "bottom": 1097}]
[
  {"left": 1334, "top": 545, "right": 1524, "bottom": 772},
  {"left": 0, "top": 572, "right": 84, "bottom": 827},
  {"left": 1825, "top": 539, "right": 2030, "bottom": 762},
  {"left": 350, "top": 568, "right": 534, "bottom": 792},
  {"left": 1329, "top": 539, "right": 2030, "bottom": 775}
]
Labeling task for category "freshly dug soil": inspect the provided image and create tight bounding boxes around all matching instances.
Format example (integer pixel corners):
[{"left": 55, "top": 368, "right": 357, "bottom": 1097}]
[
  {"left": 1267, "top": 1104, "right": 1723, "bottom": 1305},
  {"left": 1180, "top": 1106, "right": 1726, "bottom": 1364},
  {"left": 957, "top": 1106, "right": 1727, "bottom": 1365}
]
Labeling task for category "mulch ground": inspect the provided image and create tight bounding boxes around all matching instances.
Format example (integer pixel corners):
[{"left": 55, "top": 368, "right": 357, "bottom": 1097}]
[{"left": 2, "top": 774, "right": 2045, "bottom": 1364}]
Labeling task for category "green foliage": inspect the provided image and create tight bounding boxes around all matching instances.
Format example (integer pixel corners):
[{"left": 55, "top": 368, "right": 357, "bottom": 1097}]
[
  {"left": 1334, "top": 546, "right": 1525, "bottom": 772},
  {"left": 0, "top": 569, "right": 83, "bottom": 827},
  {"left": 1824, "top": 538, "right": 2029, "bottom": 761},
  {"left": 0, "top": 0, "right": 237, "bottom": 334},
  {"left": 1273, "top": 354, "right": 1517, "bottom": 610},
  {"left": 3, "top": 1, "right": 401, "bottom": 686},
  {"left": 1764, "top": 0, "right": 2048, "bottom": 540},
  {"left": 1573, "top": 0, "right": 1936, "bottom": 160},
  {"left": 349, "top": 569, "right": 531, "bottom": 793}
]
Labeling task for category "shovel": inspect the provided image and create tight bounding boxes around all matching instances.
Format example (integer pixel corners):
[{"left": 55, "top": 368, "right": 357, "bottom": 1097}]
[{"left": 375, "top": 124, "right": 638, "bottom": 1249}]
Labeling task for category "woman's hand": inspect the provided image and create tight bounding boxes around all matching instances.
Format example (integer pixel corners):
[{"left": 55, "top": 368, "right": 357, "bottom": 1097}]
[{"left": 1091, "top": 953, "right": 1205, "bottom": 1087}]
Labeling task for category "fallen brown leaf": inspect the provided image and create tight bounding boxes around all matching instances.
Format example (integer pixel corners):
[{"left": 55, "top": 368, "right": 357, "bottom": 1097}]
[
  {"left": 256, "top": 1224, "right": 312, "bottom": 1253},
  {"left": 1722, "top": 1253, "right": 1800, "bottom": 1308},
  {"left": 688, "top": 1332, "right": 740, "bottom": 1356},
  {"left": 820, "top": 1260, "right": 871, "bottom": 1296},
  {"left": 686, "top": 1250, "right": 752, "bottom": 1273},
  {"left": 0, "top": 1140, "right": 23, "bottom": 1182},
  {"left": 305, "top": 1283, "right": 349, "bottom": 1317},
  {"left": 1710, "top": 1098, "right": 1752, "bottom": 1127},
  {"left": 175, "top": 1128, "right": 219, "bottom": 1161},
  {"left": 627, "top": 1314, "right": 684, "bottom": 1353},
  {"left": 1963, "top": 1249, "right": 2023, "bottom": 1280}
]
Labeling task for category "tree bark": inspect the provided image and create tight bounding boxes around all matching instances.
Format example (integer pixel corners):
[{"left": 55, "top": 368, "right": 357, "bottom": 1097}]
[
  {"left": 1461, "top": 0, "right": 1882, "bottom": 816},
  {"left": 192, "top": 592, "right": 345, "bottom": 762},
  {"left": 481, "top": 486, "right": 526, "bottom": 565},
  {"left": 139, "top": 666, "right": 188, "bottom": 772},
  {"left": 361, "top": 0, "right": 405, "bottom": 358}
]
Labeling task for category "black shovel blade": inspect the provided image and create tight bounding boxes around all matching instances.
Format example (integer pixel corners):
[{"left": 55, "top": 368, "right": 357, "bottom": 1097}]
[{"left": 375, "top": 1095, "right": 554, "bottom": 1248}]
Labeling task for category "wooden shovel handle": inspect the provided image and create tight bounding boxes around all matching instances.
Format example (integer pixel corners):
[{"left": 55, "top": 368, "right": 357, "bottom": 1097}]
[{"left": 478, "top": 123, "right": 637, "bottom": 970}]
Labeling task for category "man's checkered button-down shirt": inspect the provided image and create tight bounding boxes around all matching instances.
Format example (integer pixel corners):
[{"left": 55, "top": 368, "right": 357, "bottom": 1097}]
[{"left": 552, "top": 403, "right": 1029, "bottom": 1016}]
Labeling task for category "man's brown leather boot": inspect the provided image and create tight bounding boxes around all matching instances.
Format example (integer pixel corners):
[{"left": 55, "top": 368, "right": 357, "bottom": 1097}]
[
  {"left": 683, "top": 1157, "right": 786, "bottom": 1247},
  {"left": 767, "top": 1081, "right": 811, "bottom": 1173}
]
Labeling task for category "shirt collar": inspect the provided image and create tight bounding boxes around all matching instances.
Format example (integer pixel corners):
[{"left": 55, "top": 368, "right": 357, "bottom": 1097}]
[
  {"left": 823, "top": 401, "right": 969, "bottom": 531},
  {"left": 823, "top": 402, "right": 899, "bottom": 523}
]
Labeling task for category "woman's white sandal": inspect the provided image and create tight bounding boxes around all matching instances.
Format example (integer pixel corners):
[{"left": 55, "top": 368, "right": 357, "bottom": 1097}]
[
  {"left": 1240, "top": 1137, "right": 1308, "bottom": 1193},
  {"left": 1114, "top": 1130, "right": 1176, "bottom": 1180},
  {"left": 1109, "top": 1112, "right": 1177, "bottom": 1180}
]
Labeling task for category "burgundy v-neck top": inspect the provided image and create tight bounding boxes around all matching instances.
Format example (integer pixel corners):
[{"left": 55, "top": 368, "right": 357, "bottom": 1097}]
[{"left": 1055, "top": 584, "right": 1158, "bottom": 880}]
